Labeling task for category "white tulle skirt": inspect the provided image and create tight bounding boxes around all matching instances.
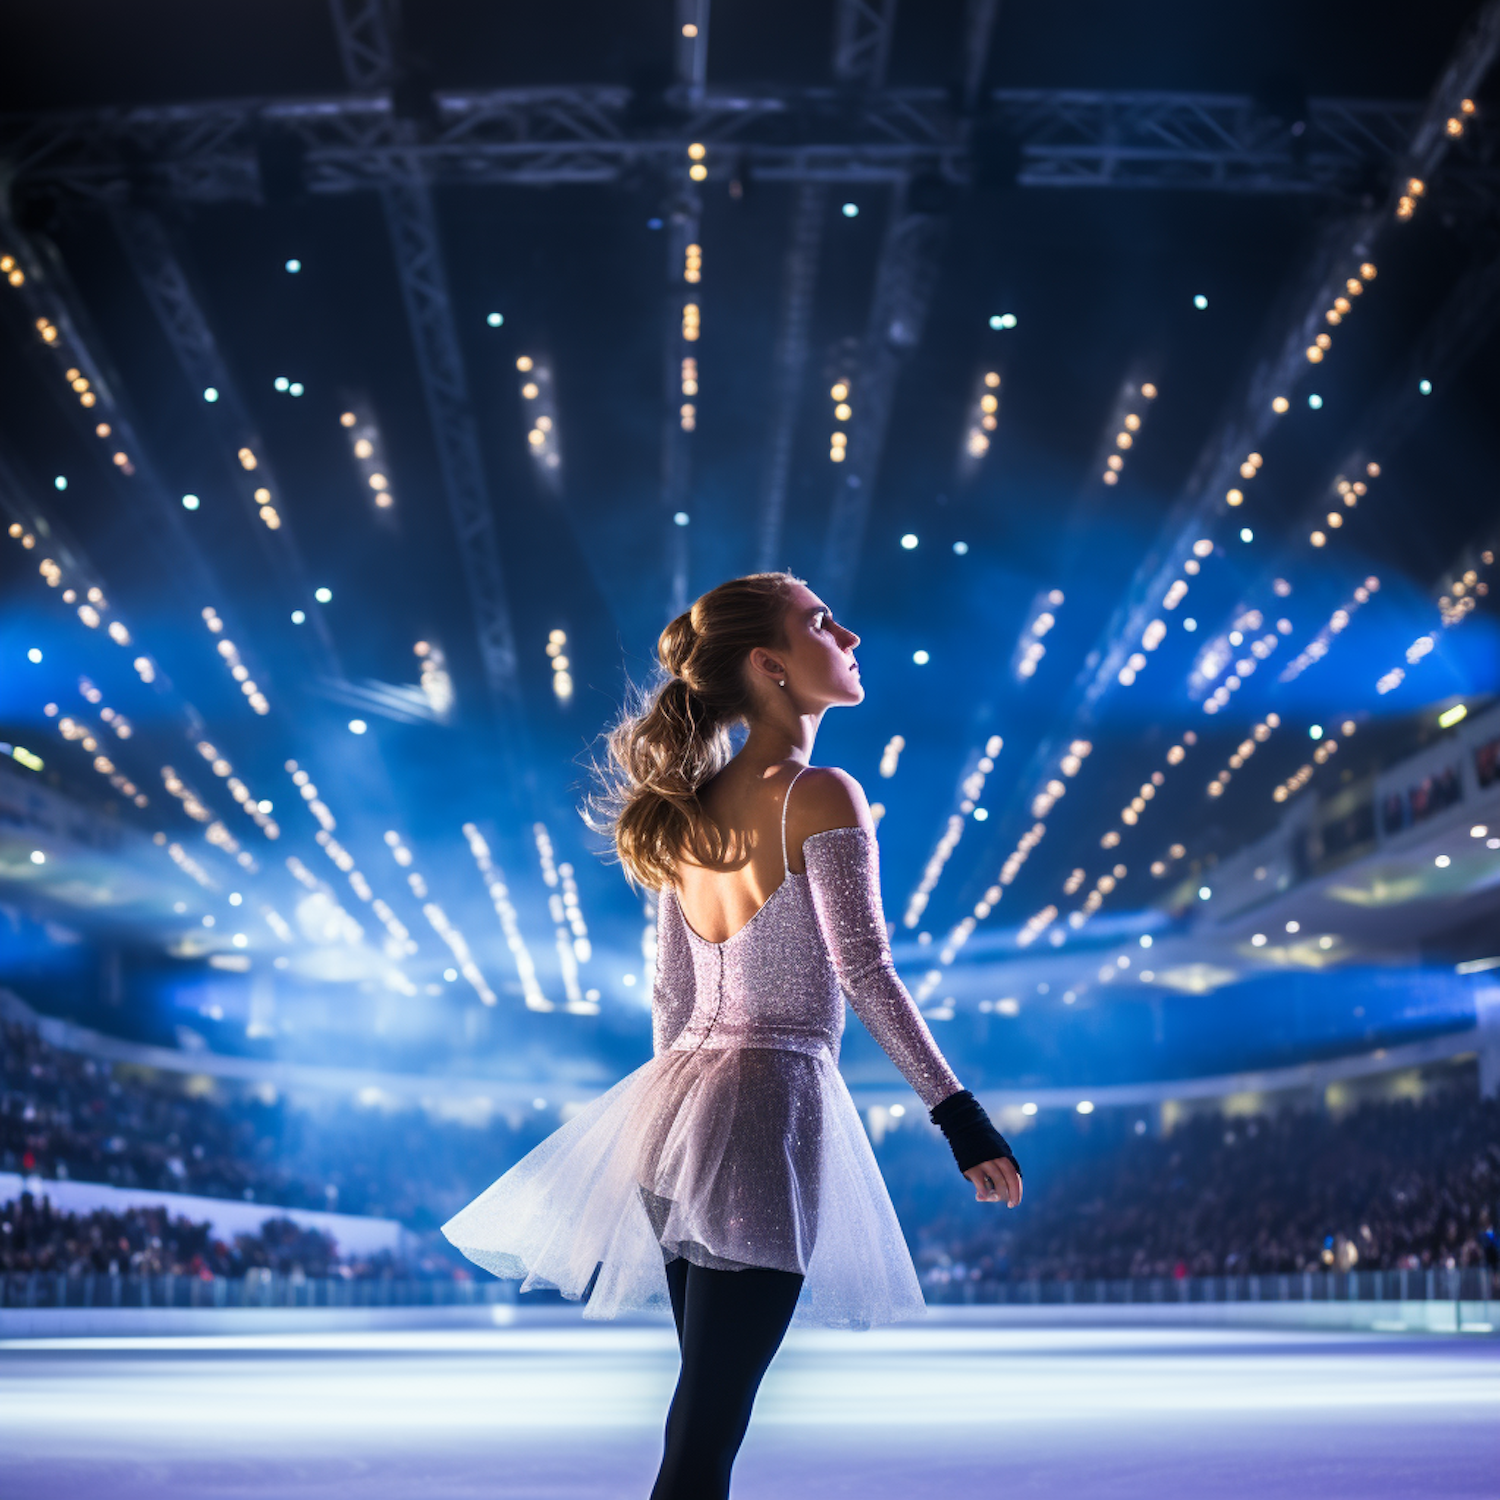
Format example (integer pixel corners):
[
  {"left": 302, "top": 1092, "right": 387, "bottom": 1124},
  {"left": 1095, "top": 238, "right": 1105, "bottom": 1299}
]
[{"left": 441, "top": 1045, "right": 927, "bottom": 1329}]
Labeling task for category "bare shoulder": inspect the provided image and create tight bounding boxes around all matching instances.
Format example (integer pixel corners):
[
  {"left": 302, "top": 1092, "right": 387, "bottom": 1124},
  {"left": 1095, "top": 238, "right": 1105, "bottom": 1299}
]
[{"left": 791, "top": 765, "right": 875, "bottom": 837}]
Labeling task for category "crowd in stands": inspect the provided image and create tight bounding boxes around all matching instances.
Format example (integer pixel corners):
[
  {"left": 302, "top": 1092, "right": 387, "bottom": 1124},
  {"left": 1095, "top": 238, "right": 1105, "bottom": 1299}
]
[
  {"left": 889, "top": 1088, "right": 1500, "bottom": 1292},
  {"left": 0, "top": 1193, "right": 410, "bottom": 1280},
  {"left": 1, "top": 1017, "right": 547, "bottom": 1227},
  {"left": 5, "top": 1015, "right": 1499, "bottom": 1290}
]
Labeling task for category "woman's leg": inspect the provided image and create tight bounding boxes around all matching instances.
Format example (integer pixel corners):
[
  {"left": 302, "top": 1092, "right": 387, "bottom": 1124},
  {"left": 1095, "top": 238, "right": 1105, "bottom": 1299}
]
[
  {"left": 664, "top": 1253, "right": 689, "bottom": 1349},
  {"left": 649, "top": 1261, "right": 803, "bottom": 1500}
]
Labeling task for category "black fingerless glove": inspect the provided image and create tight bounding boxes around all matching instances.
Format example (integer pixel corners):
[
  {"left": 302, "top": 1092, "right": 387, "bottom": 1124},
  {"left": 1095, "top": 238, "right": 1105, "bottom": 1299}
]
[{"left": 930, "top": 1089, "right": 1022, "bottom": 1178}]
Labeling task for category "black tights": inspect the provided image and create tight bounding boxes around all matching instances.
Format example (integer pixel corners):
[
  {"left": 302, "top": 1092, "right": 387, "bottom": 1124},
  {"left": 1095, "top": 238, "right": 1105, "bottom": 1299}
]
[{"left": 649, "top": 1256, "right": 803, "bottom": 1500}]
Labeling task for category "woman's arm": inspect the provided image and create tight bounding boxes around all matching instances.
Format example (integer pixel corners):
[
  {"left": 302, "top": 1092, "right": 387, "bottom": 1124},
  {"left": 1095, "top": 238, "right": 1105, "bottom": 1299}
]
[
  {"left": 796, "top": 768, "right": 1022, "bottom": 1206},
  {"left": 651, "top": 886, "right": 696, "bottom": 1056}
]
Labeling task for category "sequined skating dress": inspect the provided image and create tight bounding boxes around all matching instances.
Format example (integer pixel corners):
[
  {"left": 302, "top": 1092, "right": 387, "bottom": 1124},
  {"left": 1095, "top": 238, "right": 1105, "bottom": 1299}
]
[{"left": 442, "top": 766, "right": 963, "bottom": 1328}]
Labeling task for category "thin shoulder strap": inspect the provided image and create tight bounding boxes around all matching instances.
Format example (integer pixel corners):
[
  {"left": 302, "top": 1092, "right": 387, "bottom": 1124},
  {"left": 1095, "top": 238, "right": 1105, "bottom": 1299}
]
[{"left": 781, "top": 764, "right": 810, "bottom": 874}]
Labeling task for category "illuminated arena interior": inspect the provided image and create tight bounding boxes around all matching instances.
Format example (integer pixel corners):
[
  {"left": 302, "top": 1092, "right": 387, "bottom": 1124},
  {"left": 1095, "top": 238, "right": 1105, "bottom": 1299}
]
[{"left": 1, "top": 1, "right": 1498, "bottom": 1495}]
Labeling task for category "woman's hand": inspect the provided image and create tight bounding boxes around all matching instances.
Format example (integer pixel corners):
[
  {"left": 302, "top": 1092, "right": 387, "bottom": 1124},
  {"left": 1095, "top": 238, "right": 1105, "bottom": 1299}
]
[{"left": 963, "top": 1156, "right": 1022, "bottom": 1207}]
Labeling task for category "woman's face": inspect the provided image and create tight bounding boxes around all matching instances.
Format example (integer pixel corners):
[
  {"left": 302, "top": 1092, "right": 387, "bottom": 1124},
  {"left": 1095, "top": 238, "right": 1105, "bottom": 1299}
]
[{"left": 772, "top": 583, "right": 863, "bottom": 708}]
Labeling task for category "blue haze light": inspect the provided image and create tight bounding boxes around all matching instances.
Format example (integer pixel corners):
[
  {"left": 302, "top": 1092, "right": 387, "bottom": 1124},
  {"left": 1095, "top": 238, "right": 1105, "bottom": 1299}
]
[
  {"left": 203, "top": 387, "right": 219, "bottom": 403},
  {"left": 53, "top": 476, "right": 67, "bottom": 491},
  {"left": 1193, "top": 294, "right": 1208, "bottom": 310},
  {"left": 953, "top": 541, "right": 968, "bottom": 555},
  {"left": 674, "top": 511, "right": 690, "bottom": 526},
  {"left": 842, "top": 203, "right": 859, "bottom": 218},
  {"left": 289, "top": 382, "right": 304, "bottom": 397},
  {"left": 182, "top": 494, "right": 200, "bottom": 510},
  {"left": 1419, "top": 378, "right": 1432, "bottom": 395},
  {"left": 1309, "top": 724, "right": 1323, "bottom": 739},
  {"left": 1198, "top": 886, "right": 1212, "bottom": 901},
  {"left": 486, "top": 312, "right": 504, "bottom": 327},
  {"left": 1308, "top": 393, "right": 1323, "bottom": 409},
  {"left": 1240, "top": 527, "right": 1253, "bottom": 543},
  {"left": 900, "top": 533, "right": 918, "bottom": 549},
  {"left": 291, "top": 610, "right": 305, "bottom": 624},
  {"left": 314, "top": 587, "right": 332, "bottom": 603},
  {"left": 285, "top": 259, "right": 301, "bottom": 273},
  {"left": 913, "top": 649, "right": 930, "bottom": 665},
  {"left": 275, "top": 377, "right": 289, "bottom": 391}
]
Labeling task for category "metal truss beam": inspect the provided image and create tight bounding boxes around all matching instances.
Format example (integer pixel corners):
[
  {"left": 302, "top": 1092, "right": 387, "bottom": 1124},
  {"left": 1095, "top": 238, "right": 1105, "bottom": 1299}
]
[
  {"left": 324, "top": 0, "right": 532, "bottom": 790},
  {"left": 833, "top": 0, "right": 899, "bottom": 89},
  {"left": 4, "top": 88, "right": 1473, "bottom": 201},
  {"left": 756, "top": 183, "right": 825, "bottom": 572},
  {"left": 329, "top": 0, "right": 397, "bottom": 93},
  {"left": 818, "top": 183, "right": 945, "bottom": 611},
  {"left": 378, "top": 160, "right": 530, "bottom": 761},
  {"left": 109, "top": 205, "right": 344, "bottom": 680},
  {"left": 957, "top": 0, "right": 1500, "bottom": 926}
]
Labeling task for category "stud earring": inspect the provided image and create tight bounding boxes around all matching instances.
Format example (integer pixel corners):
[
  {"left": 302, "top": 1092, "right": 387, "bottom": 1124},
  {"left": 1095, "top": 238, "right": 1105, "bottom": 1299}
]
[{"left": 778, "top": 679, "right": 787, "bottom": 688}]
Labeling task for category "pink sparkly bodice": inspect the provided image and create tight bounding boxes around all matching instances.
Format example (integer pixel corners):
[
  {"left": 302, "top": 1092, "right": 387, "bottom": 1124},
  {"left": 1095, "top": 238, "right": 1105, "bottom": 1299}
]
[{"left": 654, "top": 766, "right": 961, "bottom": 1109}]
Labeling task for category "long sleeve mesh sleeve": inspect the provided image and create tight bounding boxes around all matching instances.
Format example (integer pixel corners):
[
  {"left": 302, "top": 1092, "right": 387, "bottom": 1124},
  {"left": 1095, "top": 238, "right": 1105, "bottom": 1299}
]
[
  {"left": 651, "top": 887, "right": 696, "bottom": 1057},
  {"left": 802, "top": 826, "right": 963, "bottom": 1109}
]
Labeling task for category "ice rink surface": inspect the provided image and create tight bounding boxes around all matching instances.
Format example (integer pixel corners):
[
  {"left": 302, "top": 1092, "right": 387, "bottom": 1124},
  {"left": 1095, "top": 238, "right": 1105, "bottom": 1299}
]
[{"left": 1, "top": 1321, "right": 1497, "bottom": 1498}]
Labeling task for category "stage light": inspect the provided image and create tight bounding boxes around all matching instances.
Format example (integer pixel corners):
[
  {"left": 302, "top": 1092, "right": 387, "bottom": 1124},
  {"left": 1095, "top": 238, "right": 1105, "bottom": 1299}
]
[
  {"left": 1140, "top": 934, "right": 1152, "bottom": 948},
  {"left": 349, "top": 719, "right": 367, "bottom": 735},
  {"left": 1472, "top": 826, "right": 1488, "bottom": 839},
  {"left": 26, "top": 648, "right": 41, "bottom": 663},
  {"left": 1438, "top": 703, "right": 1467, "bottom": 728},
  {"left": 1076, "top": 1100, "right": 1095, "bottom": 1115},
  {"left": 1419, "top": 378, "right": 1432, "bottom": 395},
  {"left": 182, "top": 494, "right": 200, "bottom": 510},
  {"left": 285, "top": 259, "right": 301, "bottom": 273},
  {"left": 202, "top": 915, "right": 215, "bottom": 927},
  {"left": 1240, "top": 528, "right": 1253, "bottom": 542},
  {"left": 444, "top": 967, "right": 458, "bottom": 982},
  {"left": 315, "top": 587, "right": 332, "bottom": 603},
  {"left": 516, "top": 355, "right": 534, "bottom": 372},
  {"left": 682, "top": 21, "right": 697, "bottom": 35},
  {"left": 275, "top": 377, "right": 289, "bottom": 391},
  {"left": 291, "top": 610, "right": 305, "bottom": 623},
  {"left": 842, "top": 202, "right": 859, "bottom": 217},
  {"left": 258, "top": 800, "right": 273, "bottom": 814},
  {"left": 1285, "top": 920, "right": 1300, "bottom": 933},
  {"left": 52, "top": 475, "right": 68, "bottom": 492},
  {"left": 1309, "top": 724, "right": 1323, "bottom": 739},
  {"left": 29, "top": 850, "right": 44, "bottom": 864},
  {"left": 203, "top": 387, "right": 218, "bottom": 402},
  {"left": 1435, "top": 854, "right": 1451, "bottom": 868},
  {"left": 953, "top": 541, "right": 968, "bottom": 554},
  {"left": 1308, "top": 393, "right": 1323, "bottom": 408},
  {"left": 912, "top": 650, "right": 930, "bottom": 665},
  {"left": 900, "top": 533, "right": 918, "bottom": 549},
  {"left": 229, "top": 892, "right": 243, "bottom": 906},
  {"left": 1198, "top": 886, "right": 1211, "bottom": 900},
  {"left": 1251, "top": 933, "right": 1267, "bottom": 947},
  {"left": 486, "top": 312, "right": 504, "bottom": 327},
  {"left": 290, "top": 382, "right": 304, "bottom": 397},
  {"left": 1272, "top": 396, "right": 1289, "bottom": 412},
  {"left": 1193, "top": 294, "right": 1208, "bottom": 309},
  {"left": 674, "top": 511, "right": 689, "bottom": 526}
]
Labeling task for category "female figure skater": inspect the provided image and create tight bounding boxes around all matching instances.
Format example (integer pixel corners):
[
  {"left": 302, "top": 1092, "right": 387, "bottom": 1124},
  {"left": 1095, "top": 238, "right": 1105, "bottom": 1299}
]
[{"left": 443, "top": 571, "right": 1022, "bottom": 1499}]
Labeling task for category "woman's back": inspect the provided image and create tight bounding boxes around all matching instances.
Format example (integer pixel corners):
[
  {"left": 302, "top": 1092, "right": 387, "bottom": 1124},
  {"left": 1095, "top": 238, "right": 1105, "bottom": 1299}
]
[{"left": 671, "top": 761, "right": 855, "bottom": 944}]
